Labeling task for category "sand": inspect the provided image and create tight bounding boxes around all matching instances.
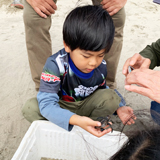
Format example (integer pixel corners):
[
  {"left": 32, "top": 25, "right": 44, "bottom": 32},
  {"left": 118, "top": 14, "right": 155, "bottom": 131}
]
[{"left": 0, "top": 0, "right": 160, "bottom": 159}]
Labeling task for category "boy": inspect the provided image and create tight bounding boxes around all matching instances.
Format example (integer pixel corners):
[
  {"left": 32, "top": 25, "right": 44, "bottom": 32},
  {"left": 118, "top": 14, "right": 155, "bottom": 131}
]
[{"left": 22, "top": 5, "right": 135, "bottom": 137}]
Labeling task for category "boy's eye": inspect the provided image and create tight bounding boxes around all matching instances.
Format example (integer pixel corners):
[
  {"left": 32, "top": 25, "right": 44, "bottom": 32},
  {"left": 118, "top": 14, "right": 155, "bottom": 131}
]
[
  {"left": 83, "top": 55, "right": 90, "bottom": 58},
  {"left": 99, "top": 54, "right": 105, "bottom": 57}
]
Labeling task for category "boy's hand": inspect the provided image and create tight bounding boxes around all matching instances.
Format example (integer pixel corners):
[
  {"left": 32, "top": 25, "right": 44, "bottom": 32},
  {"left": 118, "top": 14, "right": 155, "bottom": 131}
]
[
  {"left": 69, "top": 115, "right": 112, "bottom": 137},
  {"left": 117, "top": 106, "right": 136, "bottom": 125}
]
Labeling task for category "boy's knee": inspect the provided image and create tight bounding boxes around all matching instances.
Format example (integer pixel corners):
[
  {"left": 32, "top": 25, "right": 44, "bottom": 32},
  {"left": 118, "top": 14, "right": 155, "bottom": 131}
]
[
  {"left": 101, "top": 89, "right": 121, "bottom": 112},
  {"left": 91, "top": 89, "right": 121, "bottom": 118},
  {"left": 105, "top": 91, "right": 120, "bottom": 112},
  {"left": 102, "top": 89, "right": 120, "bottom": 102},
  {"left": 22, "top": 97, "right": 42, "bottom": 123},
  {"left": 94, "top": 89, "right": 121, "bottom": 106}
]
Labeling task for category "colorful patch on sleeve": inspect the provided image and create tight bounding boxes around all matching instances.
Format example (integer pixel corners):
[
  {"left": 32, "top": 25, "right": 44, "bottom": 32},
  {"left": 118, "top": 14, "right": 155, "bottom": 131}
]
[
  {"left": 99, "top": 79, "right": 105, "bottom": 86},
  {"left": 41, "top": 72, "right": 60, "bottom": 82}
]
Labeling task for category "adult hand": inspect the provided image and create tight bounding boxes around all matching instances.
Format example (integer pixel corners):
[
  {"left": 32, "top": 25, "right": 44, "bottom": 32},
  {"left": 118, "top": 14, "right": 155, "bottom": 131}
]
[
  {"left": 70, "top": 115, "right": 112, "bottom": 137},
  {"left": 101, "top": 0, "right": 127, "bottom": 16},
  {"left": 125, "top": 68, "right": 160, "bottom": 103},
  {"left": 27, "top": 0, "right": 57, "bottom": 18},
  {"left": 117, "top": 106, "right": 136, "bottom": 125},
  {"left": 122, "top": 53, "right": 151, "bottom": 76}
]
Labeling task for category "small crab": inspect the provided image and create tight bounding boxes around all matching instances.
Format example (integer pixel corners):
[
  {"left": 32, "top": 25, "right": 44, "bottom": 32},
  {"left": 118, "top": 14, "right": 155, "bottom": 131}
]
[
  {"left": 128, "top": 66, "right": 134, "bottom": 73},
  {"left": 95, "top": 116, "right": 113, "bottom": 132}
]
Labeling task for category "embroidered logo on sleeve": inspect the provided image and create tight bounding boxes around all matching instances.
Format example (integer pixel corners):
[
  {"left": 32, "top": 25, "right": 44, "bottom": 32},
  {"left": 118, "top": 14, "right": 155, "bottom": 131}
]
[{"left": 41, "top": 72, "right": 60, "bottom": 82}]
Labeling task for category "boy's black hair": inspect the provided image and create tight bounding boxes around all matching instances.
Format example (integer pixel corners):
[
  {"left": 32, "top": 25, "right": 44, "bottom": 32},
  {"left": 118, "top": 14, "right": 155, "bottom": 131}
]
[{"left": 63, "top": 5, "right": 115, "bottom": 53}]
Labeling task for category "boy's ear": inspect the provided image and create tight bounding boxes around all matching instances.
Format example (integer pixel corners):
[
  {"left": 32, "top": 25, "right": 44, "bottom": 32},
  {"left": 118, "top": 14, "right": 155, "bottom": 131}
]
[{"left": 63, "top": 41, "right": 71, "bottom": 53}]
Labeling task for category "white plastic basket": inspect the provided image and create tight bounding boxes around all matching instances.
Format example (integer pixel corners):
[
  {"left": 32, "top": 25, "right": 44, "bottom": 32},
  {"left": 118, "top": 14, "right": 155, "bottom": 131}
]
[{"left": 12, "top": 120, "right": 127, "bottom": 160}]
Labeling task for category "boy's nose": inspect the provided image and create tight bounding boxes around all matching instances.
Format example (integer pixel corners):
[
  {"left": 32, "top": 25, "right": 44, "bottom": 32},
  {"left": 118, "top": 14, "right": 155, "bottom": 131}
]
[{"left": 89, "top": 58, "right": 97, "bottom": 66}]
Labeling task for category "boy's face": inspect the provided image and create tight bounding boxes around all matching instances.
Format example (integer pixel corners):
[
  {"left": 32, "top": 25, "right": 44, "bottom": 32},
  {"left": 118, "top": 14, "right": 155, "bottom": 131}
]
[{"left": 64, "top": 44, "right": 105, "bottom": 73}]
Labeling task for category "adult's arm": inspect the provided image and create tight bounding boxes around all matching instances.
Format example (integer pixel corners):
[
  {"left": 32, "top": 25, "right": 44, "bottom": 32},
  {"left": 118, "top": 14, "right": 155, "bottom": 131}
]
[
  {"left": 139, "top": 39, "right": 160, "bottom": 69},
  {"left": 122, "top": 39, "right": 160, "bottom": 76}
]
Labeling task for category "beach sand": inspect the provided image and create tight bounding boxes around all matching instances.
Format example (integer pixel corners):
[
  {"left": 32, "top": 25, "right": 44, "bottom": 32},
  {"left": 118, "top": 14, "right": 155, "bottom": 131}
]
[{"left": 0, "top": 0, "right": 160, "bottom": 159}]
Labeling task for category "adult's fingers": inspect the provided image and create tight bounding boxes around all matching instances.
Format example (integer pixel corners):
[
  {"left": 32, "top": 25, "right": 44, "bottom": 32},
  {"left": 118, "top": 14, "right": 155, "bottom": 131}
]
[
  {"left": 40, "top": 5, "right": 55, "bottom": 16},
  {"left": 46, "top": 0, "right": 57, "bottom": 10},
  {"left": 108, "top": 8, "right": 119, "bottom": 16},
  {"left": 128, "top": 53, "right": 142, "bottom": 66},
  {"left": 123, "top": 53, "right": 146, "bottom": 76},
  {"left": 102, "top": 2, "right": 121, "bottom": 16},
  {"left": 125, "top": 69, "right": 156, "bottom": 87},
  {"left": 27, "top": 0, "right": 57, "bottom": 18},
  {"left": 122, "top": 58, "right": 132, "bottom": 76},
  {"left": 125, "top": 85, "right": 151, "bottom": 98},
  {"left": 125, "top": 84, "right": 160, "bottom": 103},
  {"left": 34, "top": 7, "right": 48, "bottom": 18},
  {"left": 101, "top": 0, "right": 110, "bottom": 6}
]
